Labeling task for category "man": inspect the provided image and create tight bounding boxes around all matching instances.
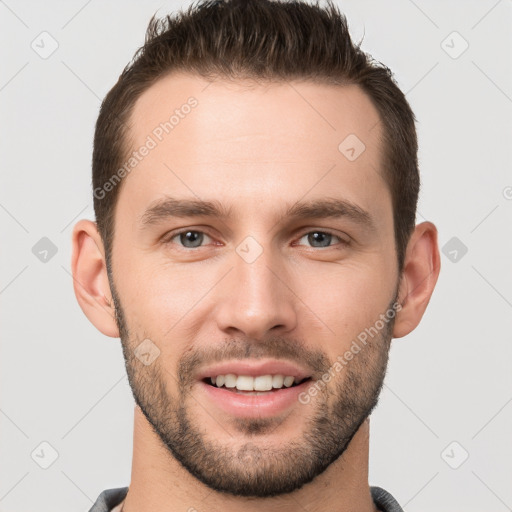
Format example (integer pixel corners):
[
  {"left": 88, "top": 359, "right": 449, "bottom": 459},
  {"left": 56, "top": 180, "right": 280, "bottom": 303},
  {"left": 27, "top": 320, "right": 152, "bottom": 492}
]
[{"left": 71, "top": 0, "right": 440, "bottom": 510}]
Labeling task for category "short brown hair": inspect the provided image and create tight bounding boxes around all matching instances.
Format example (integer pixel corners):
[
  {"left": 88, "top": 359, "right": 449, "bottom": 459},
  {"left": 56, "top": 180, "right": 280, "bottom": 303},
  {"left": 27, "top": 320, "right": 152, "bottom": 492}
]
[{"left": 93, "top": 0, "right": 419, "bottom": 272}]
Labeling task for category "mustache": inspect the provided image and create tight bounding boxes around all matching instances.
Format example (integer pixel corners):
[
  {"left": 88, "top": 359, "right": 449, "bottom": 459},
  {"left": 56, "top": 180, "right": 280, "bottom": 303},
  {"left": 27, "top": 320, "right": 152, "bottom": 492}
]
[{"left": 177, "top": 336, "right": 332, "bottom": 387}]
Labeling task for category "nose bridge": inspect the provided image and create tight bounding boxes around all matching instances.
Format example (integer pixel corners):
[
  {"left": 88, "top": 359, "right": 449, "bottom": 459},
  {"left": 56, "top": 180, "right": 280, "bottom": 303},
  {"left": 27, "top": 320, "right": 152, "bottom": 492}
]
[{"left": 216, "top": 237, "right": 297, "bottom": 337}]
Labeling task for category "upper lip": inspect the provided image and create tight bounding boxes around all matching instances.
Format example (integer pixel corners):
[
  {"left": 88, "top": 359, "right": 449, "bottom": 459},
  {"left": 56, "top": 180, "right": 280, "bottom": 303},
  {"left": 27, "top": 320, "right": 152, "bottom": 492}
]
[{"left": 196, "top": 359, "right": 312, "bottom": 381}]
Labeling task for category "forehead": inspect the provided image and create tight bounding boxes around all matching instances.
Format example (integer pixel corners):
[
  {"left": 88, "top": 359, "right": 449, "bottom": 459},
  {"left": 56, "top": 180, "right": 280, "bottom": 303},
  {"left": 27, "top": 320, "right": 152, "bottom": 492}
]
[
  {"left": 119, "top": 72, "right": 388, "bottom": 225},
  {"left": 130, "top": 72, "right": 382, "bottom": 158}
]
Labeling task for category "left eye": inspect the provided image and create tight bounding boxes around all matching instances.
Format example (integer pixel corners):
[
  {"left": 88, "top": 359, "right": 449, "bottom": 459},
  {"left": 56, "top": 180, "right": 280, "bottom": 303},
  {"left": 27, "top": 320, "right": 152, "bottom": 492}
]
[{"left": 296, "top": 231, "right": 345, "bottom": 248}]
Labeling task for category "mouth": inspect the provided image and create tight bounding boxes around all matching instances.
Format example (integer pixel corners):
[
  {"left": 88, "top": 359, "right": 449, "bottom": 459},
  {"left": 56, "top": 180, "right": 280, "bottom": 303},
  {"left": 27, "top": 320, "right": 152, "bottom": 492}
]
[
  {"left": 202, "top": 374, "right": 312, "bottom": 395},
  {"left": 195, "top": 360, "right": 314, "bottom": 418}
]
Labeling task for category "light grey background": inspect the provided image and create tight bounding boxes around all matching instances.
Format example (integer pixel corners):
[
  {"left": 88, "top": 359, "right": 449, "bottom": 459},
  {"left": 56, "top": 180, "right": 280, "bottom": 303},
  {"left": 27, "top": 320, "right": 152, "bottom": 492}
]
[{"left": 1, "top": 0, "right": 511, "bottom": 511}]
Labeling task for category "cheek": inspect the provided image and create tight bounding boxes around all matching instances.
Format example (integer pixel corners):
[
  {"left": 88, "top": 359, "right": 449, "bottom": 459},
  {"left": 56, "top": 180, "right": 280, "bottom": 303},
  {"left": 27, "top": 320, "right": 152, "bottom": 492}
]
[
  {"left": 115, "top": 254, "right": 217, "bottom": 339},
  {"left": 291, "top": 261, "right": 395, "bottom": 347}
]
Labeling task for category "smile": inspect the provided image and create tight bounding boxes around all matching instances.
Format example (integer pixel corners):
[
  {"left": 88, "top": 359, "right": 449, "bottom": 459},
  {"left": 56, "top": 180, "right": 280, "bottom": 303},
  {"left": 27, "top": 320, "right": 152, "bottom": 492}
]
[
  {"left": 196, "top": 360, "right": 314, "bottom": 418},
  {"left": 204, "top": 374, "right": 310, "bottom": 393}
]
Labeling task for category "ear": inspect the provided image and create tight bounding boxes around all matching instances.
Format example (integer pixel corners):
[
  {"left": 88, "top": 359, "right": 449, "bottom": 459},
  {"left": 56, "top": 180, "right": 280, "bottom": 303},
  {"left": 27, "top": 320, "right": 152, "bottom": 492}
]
[
  {"left": 71, "top": 219, "right": 120, "bottom": 338},
  {"left": 393, "top": 221, "right": 441, "bottom": 338}
]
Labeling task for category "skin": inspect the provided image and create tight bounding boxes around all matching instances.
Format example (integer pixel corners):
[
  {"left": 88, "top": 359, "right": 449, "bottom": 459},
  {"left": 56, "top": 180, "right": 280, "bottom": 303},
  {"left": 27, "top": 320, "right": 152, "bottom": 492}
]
[{"left": 72, "top": 73, "right": 440, "bottom": 512}]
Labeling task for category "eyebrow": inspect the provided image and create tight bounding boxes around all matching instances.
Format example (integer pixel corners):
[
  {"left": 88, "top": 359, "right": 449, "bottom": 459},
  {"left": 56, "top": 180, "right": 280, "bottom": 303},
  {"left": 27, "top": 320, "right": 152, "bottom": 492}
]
[{"left": 139, "top": 196, "right": 375, "bottom": 231}]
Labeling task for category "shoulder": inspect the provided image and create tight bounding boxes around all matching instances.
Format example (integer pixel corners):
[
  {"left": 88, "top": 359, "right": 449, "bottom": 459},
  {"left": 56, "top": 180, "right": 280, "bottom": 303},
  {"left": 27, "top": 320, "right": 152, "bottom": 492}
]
[
  {"left": 88, "top": 487, "right": 129, "bottom": 512},
  {"left": 370, "top": 486, "right": 404, "bottom": 512}
]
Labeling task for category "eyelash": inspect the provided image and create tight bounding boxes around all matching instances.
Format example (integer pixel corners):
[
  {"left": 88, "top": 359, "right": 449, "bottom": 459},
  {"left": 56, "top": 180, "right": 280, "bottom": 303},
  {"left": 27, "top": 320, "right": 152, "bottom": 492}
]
[{"left": 162, "top": 228, "right": 350, "bottom": 250}]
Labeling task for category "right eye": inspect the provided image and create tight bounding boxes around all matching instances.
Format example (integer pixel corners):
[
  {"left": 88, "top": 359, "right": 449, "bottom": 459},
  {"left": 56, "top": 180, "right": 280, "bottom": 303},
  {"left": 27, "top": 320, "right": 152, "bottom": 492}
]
[{"left": 163, "top": 229, "right": 215, "bottom": 249}]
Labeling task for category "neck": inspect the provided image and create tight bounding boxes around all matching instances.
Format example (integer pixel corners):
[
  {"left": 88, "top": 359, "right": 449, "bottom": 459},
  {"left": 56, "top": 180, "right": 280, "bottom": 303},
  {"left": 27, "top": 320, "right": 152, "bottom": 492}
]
[{"left": 121, "top": 406, "right": 378, "bottom": 512}]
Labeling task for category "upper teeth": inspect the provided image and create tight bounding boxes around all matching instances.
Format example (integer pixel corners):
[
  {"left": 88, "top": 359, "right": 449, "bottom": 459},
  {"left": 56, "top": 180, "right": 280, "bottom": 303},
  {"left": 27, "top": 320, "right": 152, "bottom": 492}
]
[{"left": 210, "top": 374, "right": 301, "bottom": 391}]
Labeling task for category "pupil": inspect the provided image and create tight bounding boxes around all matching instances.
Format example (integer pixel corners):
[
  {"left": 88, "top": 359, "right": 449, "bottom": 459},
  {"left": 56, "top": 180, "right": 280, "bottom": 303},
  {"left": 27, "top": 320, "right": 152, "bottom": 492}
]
[
  {"left": 180, "top": 231, "right": 203, "bottom": 248},
  {"left": 308, "top": 232, "right": 331, "bottom": 247}
]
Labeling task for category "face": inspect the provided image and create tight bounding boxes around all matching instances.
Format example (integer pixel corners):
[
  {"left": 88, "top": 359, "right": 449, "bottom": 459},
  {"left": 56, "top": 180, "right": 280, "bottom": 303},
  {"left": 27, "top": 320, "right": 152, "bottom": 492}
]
[{"left": 108, "top": 73, "right": 400, "bottom": 497}]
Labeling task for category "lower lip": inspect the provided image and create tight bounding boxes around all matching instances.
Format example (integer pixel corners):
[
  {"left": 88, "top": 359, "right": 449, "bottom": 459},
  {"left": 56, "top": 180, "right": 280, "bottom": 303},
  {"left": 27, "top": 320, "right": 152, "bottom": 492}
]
[{"left": 197, "top": 379, "right": 311, "bottom": 418}]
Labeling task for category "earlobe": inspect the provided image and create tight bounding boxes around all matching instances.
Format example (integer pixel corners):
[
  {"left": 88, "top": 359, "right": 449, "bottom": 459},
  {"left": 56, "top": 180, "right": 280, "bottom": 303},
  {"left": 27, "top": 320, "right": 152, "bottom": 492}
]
[
  {"left": 393, "top": 221, "right": 441, "bottom": 338},
  {"left": 71, "top": 219, "right": 120, "bottom": 338}
]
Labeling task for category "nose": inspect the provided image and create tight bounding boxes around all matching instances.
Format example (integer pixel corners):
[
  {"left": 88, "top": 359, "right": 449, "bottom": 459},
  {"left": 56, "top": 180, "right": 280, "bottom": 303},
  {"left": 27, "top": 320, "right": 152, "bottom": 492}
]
[{"left": 215, "top": 243, "right": 298, "bottom": 340}]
